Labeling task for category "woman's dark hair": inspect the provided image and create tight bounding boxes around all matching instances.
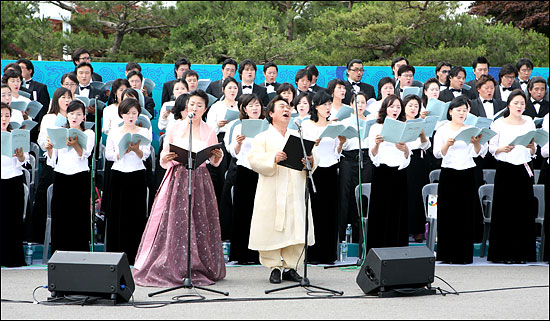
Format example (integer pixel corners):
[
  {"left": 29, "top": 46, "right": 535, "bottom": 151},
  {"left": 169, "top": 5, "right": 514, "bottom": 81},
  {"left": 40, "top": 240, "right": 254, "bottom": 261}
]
[
  {"left": 294, "top": 69, "right": 312, "bottom": 84},
  {"left": 173, "top": 93, "right": 189, "bottom": 120},
  {"left": 3, "top": 62, "right": 22, "bottom": 74},
  {"left": 118, "top": 97, "right": 141, "bottom": 118},
  {"left": 276, "top": 82, "right": 297, "bottom": 105},
  {"left": 446, "top": 66, "right": 466, "bottom": 87},
  {"left": 292, "top": 91, "right": 312, "bottom": 114},
  {"left": 421, "top": 78, "right": 440, "bottom": 107},
  {"left": 65, "top": 100, "right": 86, "bottom": 130},
  {"left": 447, "top": 96, "right": 471, "bottom": 121},
  {"left": 187, "top": 89, "right": 209, "bottom": 107},
  {"left": 265, "top": 94, "right": 289, "bottom": 124},
  {"left": 238, "top": 94, "right": 265, "bottom": 120},
  {"left": 326, "top": 78, "right": 346, "bottom": 96},
  {"left": 1, "top": 102, "right": 13, "bottom": 132},
  {"left": 376, "top": 77, "right": 395, "bottom": 100},
  {"left": 502, "top": 89, "right": 527, "bottom": 118},
  {"left": 351, "top": 92, "right": 370, "bottom": 109},
  {"left": 310, "top": 91, "right": 332, "bottom": 122},
  {"left": 49, "top": 87, "right": 73, "bottom": 115},
  {"left": 61, "top": 72, "right": 78, "bottom": 86},
  {"left": 2, "top": 69, "right": 23, "bottom": 84},
  {"left": 121, "top": 88, "right": 139, "bottom": 101},
  {"left": 107, "top": 78, "right": 131, "bottom": 105},
  {"left": 222, "top": 76, "right": 238, "bottom": 90},
  {"left": 403, "top": 95, "right": 422, "bottom": 119},
  {"left": 377, "top": 94, "right": 405, "bottom": 124}
]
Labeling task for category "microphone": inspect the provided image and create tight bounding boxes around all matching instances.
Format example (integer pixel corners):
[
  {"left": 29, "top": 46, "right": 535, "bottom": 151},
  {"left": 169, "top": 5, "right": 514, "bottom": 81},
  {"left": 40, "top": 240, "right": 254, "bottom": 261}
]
[
  {"left": 187, "top": 112, "right": 195, "bottom": 119},
  {"left": 294, "top": 119, "right": 302, "bottom": 131}
]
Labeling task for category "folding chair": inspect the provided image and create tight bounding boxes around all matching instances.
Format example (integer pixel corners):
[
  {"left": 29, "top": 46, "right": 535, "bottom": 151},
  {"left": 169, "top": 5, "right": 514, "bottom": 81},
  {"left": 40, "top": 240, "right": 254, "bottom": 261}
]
[
  {"left": 422, "top": 183, "right": 438, "bottom": 252},
  {"left": 478, "top": 184, "right": 494, "bottom": 257}
]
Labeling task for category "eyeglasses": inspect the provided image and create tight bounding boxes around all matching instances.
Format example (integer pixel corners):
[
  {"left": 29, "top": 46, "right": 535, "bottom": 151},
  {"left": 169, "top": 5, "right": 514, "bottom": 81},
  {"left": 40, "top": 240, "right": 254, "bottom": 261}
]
[
  {"left": 401, "top": 74, "right": 414, "bottom": 78},
  {"left": 503, "top": 75, "right": 516, "bottom": 80},
  {"left": 63, "top": 83, "right": 77, "bottom": 88},
  {"left": 79, "top": 56, "right": 92, "bottom": 62},
  {"left": 349, "top": 68, "right": 363, "bottom": 72},
  {"left": 440, "top": 70, "right": 450, "bottom": 74}
]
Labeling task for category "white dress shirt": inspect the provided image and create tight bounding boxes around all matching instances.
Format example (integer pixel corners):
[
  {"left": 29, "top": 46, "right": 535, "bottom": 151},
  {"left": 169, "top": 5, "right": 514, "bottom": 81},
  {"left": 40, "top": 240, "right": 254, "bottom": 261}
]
[
  {"left": 38, "top": 113, "right": 62, "bottom": 152},
  {"left": 541, "top": 115, "right": 549, "bottom": 161},
  {"left": 1, "top": 153, "right": 29, "bottom": 179},
  {"left": 499, "top": 85, "right": 512, "bottom": 103},
  {"left": 301, "top": 120, "right": 341, "bottom": 167},
  {"left": 105, "top": 126, "right": 151, "bottom": 172},
  {"left": 206, "top": 100, "right": 239, "bottom": 134},
  {"left": 46, "top": 129, "right": 95, "bottom": 175},
  {"left": 224, "top": 121, "right": 254, "bottom": 170},
  {"left": 102, "top": 104, "right": 122, "bottom": 136},
  {"left": 433, "top": 123, "right": 484, "bottom": 170},
  {"left": 341, "top": 116, "right": 370, "bottom": 150},
  {"left": 489, "top": 116, "right": 536, "bottom": 165},
  {"left": 241, "top": 83, "right": 254, "bottom": 95},
  {"left": 481, "top": 98, "right": 495, "bottom": 119},
  {"left": 531, "top": 97, "right": 542, "bottom": 115},
  {"left": 158, "top": 101, "right": 175, "bottom": 131},
  {"left": 368, "top": 123, "right": 411, "bottom": 170}
]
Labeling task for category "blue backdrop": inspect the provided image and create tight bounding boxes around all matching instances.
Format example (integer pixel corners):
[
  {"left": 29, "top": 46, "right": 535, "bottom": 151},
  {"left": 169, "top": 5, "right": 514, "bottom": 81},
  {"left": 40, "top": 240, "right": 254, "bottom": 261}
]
[{"left": 2, "top": 59, "right": 548, "bottom": 149}]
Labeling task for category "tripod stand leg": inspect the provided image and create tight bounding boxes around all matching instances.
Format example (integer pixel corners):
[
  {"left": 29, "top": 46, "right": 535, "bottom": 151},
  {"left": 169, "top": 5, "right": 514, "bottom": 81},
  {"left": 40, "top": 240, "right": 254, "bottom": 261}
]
[
  {"left": 148, "top": 285, "right": 187, "bottom": 297},
  {"left": 265, "top": 283, "right": 301, "bottom": 294},
  {"left": 194, "top": 285, "right": 229, "bottom": 296},
  {"left": 305, "top": 284, "right": 344, "bottom": 296}
]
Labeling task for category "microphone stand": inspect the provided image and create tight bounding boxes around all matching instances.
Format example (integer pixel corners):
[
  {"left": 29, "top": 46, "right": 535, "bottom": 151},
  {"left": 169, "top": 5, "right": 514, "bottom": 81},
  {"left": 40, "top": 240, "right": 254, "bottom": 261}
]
[
  {"left": 89, "top": 96, "right": 99, "bottom": 252},
  {"left": 149, "top": 114, "right": 229, "bottom": 298},
  {"left": 324, "top": 94, "right": 366, "bottom": 269},
  {"left": 266, "top": 121, "right": 343, "bottom": 296}
]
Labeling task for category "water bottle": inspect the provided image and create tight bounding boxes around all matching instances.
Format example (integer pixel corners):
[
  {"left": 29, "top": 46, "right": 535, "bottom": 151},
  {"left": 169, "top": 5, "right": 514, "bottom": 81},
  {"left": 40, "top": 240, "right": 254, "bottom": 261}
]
[
  {"left": 345, "top": 224, "right": 353, "bottom": 244},
  {"left": 339, "top": 241, "right": 348, "bottom": 262},
  {"left": 222, "top": 242, "right": 230, "bottom": 263},
  {"left": 25, "top": 243, "right": 33, "bottom": 266}
]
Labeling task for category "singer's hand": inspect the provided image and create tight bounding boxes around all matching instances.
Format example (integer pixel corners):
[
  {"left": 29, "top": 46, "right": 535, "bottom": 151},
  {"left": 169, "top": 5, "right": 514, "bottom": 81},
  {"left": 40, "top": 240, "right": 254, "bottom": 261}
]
[
  {"left": 275, "top": 151, "right": 287, "bottom": 163},
  {"left": 301, "top": 155, "right": 314, "bottom": 168},
  {"left": 315, "top": 138, "right": 321, "bottom": 146},
  {"left": 235, "top": 134, "right": 246, "bottom": 145},
  {"left": 211, "top": 148, "right": 223, "bottom": 163},
  {"left": 14, "top": 147, "right": 25, "bottom": 163},
  {"left": 163, "top": 152, "right": 178, "bottom": 162},
  {"left": 86, "top": 106, "right": 95, "bottom": 114},
  {"left": 420, "top": 110, "right": 429, "bottom": 119},
  {"left": 217, "top": 120, "right": 228, "bottom": 128},
  {"left": 374, "top": 135, "right": 384, "bottom": 146},
  {"left": 337, "top": 135, "right": 347, "bottom": 145},
  {"left": 22, "top": 110, "right": 29, "bottom": 120},
  {"left": 162, "top": 109, "right": 171, "bottom": 120}
]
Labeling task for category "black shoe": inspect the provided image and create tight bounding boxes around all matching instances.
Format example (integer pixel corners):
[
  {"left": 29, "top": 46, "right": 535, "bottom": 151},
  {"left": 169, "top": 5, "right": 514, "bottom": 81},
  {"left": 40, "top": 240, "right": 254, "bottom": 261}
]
[
  {"left": 282, "top": 269, "right": 303, "bottom": 282},
  {"left": 269, "top": 269, "right": 282, "bottom": 284}
]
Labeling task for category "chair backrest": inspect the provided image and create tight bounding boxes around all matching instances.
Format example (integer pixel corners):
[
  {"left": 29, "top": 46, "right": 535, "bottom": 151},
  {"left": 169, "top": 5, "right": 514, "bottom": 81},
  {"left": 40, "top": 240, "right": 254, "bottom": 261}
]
[
  {"left": 23, "top": 184, "right": 29, "bottom": 220},
  {"left": 22, "top": 168, "right": 31, "bottom": 187},
  {"left": 483, "top": 169, "right": 496, "bottom": 184},
  {"left": 354, "top": 183, "right": 371, "bottom": 219},
  {"left": 421, "top": 183, "right": 438, "bottom": 219},
  {"left": 29, "top": 154, "right": 36, "bottom": 185},
  {"left": 533, "top": 184, "right": 545, "bottom": 220},
  {"left": 429, "top": 169, "right": 440, "bottom": 183},
  {"left": 534, "top": 170, "right": 540, "bottom": 184},
  {"left": 478, "top": 184, "right": 494, "bottom": 219},
  {"left": 47, "top": 184, "right": 54, "bottom": 219},
  {"left": 29, "top": 142, "right": 41, "bottom": 161},
  {"left": 150, "top": 145, "right": 156, "bottom": 174}
]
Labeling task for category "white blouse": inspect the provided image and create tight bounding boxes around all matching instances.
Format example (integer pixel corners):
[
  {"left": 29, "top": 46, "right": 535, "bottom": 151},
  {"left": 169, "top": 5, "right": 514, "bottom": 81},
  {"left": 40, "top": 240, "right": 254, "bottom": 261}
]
[
  {"left": 158, "top": 101, "right": 175, "bottom": 131},
  {"left": 301, "top": 120, "right": 341, "bottom": 167},
  {"left": 433, "top": 123, "right": 485, "bottom": 170},
  {"left": 489, "top": 116, "right": 536, "bottom": 165},
  {"left": 341, "top": 116, "right": 370, "bottom": 151},
  {"left": 1, "top": 153, "right": 29, "bottom": 180},
  {"left": 368, "top": 123, "right": 411, "bottom": 170},
  {"left": 46, "top": 129, "right": 95, "bottom": 175},
  {"left": 224, "top": 120, "right": 254, "bottom": 170},
  {"left": 542, "top": 115, "right": 548, "bottom": 160},
  {"left": 38, "top": 113, "right": 59, "bottom": 151},
  {"left": 206, "top": 100, "right": 239, "bottom": 135},
  {"left": 105, "top": 126, "right": 152, "bottom": 173},
  {"left": 102, "top": 104, "right": 122, "bottom": 136}
]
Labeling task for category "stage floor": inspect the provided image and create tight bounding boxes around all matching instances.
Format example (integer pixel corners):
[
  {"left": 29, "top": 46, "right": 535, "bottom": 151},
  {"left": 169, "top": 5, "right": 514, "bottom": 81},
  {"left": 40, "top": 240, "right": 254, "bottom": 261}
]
[{"left": 1, "top": 260, "right": 549, "bottom": 320}]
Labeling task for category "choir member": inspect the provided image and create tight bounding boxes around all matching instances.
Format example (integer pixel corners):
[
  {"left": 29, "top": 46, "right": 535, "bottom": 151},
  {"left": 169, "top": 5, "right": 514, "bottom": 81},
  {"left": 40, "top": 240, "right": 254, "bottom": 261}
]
[
  {"left": 343, "top": 59, "right": 375, "bottom": 105},
  {"left": 295, "top": 68, "right": 313, "bottom": 97},
  {"left": 367, "top": 77, "right": 395, "bottom": 118},
  {"left": 45, "top": 100, "right": 95, "bottom": 253},
  {"left": 71, "top": 48, "right": 102, "bottom": 81},
  {"left": 403, "top": 95, "right": 431, "bottom": 242},
  {"left": 435, "top": 62, "right": 452, "bottom": 91},
  {"left": 158, "top": 78, "right": 188, "bottom": 131},
  {"left": 1, "top": 103, "right": 28, "bottom": 267},
  {"left": 515, "top": 58, "right": 534, "bottom": 93},
  {"left": 466, "top": 56, "right": 490, "bottom": 98},
  {"left": 292, "top": 91, "right": 312, "bottom": 119},
  {"left": 134, "top": 89, "right": 225, "bottom": 287},
  {"left": 421, "top": 78, "right": 441, "bottom": 109},
  {"left": 306, "top": 65, "right": 326, "bottom": 94},
  {"left": 207, "top": 58, "right": 238, "bottom": 99},
  {"left": 433, "top": 96, "right": 485, "bottom": 264},
  {"left": 104, "top": 98, "right": 152, "bottom": 264},
  {"left": 276, "top": 82, "right": 297, "bottom": 107},
  {"left": 438, "top": 66, "right": 476, "bottom": 102},
  {"left": 236, "top": 59, "right": 269, "bottom": 107},
  {"left": 488, "top": 89, "right": 538, "bottom": 264},
  {"left": 302, "top": 91, "right": 344, "bottom": 264},
  {"left": 60, "top": 72, "right": 78, "bottom": 97},
  {"left": 367, "top": 94, "right": 411, "bottom": 253},
  {"left": 103, "top": 79, "right": 131, "bottom": 136},
  {"left": 126, "top": 70, "right": 155, "bottom": 118},
  {"left": 161, "top": 57, "right": 191, "bottom": 105},
  {"left": 1, "top": 83, "right": 24, "bottom": 125},
  {"left": 248, "top": 95, "right": 318, "bottom": 283},
  {"left": 493, "top": 64, "right": 520, "bottom": 104},
  {"left": 394, "top": 65, "right": 421, "bottom": 96},
  {"left": 262, "top": 62, "right": 280, "bottom": 94},
  {"left": 225, "top": 94, "right": 265, "bottom": 264},
  {"left": 326, "top": 78, "right": 348, "bottom": 121}
]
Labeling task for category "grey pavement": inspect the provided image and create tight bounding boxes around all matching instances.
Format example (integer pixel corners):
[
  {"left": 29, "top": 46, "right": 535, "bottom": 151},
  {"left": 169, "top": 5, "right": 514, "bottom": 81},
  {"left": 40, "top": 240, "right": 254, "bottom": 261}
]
[{"left": 1, "top": 262, "right": 549, "bottom": 320}]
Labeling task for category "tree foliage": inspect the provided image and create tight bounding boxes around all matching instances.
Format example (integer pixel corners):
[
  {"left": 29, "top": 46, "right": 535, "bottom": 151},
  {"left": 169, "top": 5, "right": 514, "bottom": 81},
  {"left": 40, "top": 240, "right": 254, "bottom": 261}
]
[
  {"left": 2, "top": 1, "right": 548, "bottom": 67},
  {"left": 468, "top": 1, "right": 549, "bottom": 37}
]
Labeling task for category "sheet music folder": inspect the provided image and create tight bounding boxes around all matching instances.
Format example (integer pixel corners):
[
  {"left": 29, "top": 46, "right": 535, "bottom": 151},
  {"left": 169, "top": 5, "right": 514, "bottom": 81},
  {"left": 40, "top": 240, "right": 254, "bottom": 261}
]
[
  {"left": 170, "top": 143, "right": 222, "bottom": 169},
  {"left": 278, "top": 135, "right": 315, "bottom": 171}
]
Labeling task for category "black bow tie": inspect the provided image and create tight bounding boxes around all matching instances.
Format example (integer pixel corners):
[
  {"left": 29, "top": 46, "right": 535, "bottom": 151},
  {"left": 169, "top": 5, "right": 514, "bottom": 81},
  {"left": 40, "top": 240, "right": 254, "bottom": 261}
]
[
  {"left": 483, "top": 99, "right": 493, "bottom": 104},
  {"left": 520, "top": 80, "right": 529, "bottom": 85},
  {"left": 351, "top": 82, "right": 361, "bottom": 87},
  {"left": 533, "top": 100, "right": 542, "bottom": 105},
  {"left": 450, "top": 88, "right": 462, "bottom": 93},
  {"left": 502, "top": 87, "right": 513, "bottom": 91},
  {"left": 242, "top": 85, "right": 252, "bottom": 89},
  {"left": 25, "top": 79, "right": 32, "bottom": 85},
  {"left": 265, "top": 83, "right": 276, "bottom": 87},
  {"left": 80, "top": 85, "right": 90, "bottom": 90}
]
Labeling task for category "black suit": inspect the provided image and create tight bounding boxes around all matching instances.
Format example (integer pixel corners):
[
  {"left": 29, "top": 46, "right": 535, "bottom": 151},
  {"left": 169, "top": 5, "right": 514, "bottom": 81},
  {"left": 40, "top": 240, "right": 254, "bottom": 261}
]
[
  {"left": 75, "top": 86, "right": 107, "bottom": 156},
  {"left": 343, "top": 80, "right": 375, "bottom": 105},
  {"left": 394, "top": 80, "right": 423, "bottom": 97},
  {"left": 466, "top": 79, "right": 479, "bottom": 98},
  {"left": 144, "top": 96, "right": 155, "bottom": 120},
  {"left": 236, "top": 83, "right": 270, "bottom": 107},
  {"left": 524, "top": 99, "right": 549, "bottom": 120},
  {"left": 309, "top": 84, "right": 326, "bottom": 94},
  {"left": 513, "top": 78, "right": 530, "bottom": 94},
  {"left": 260, "top": 82, "right": 281, "bottom": 92},
  {"left": 24, "top": 79, "right": 50, "bottom": 142},
  {"left": 92, "top": 72, "right": 102, "bottom": 82},
  {"left": 492, "top": 83, "right": 521, "bottom": 104},
  {"left": 161, "top": 80, "right": 175, "bottom": 106},
  {"left": 438, "top": 87, "right": 476, "bottom": 103},
  {"left": 470, "top": 97, "right": 506, "bottom": 118},
  {"left": 206, "top": 79, "right": 223, "bottom": 99}
]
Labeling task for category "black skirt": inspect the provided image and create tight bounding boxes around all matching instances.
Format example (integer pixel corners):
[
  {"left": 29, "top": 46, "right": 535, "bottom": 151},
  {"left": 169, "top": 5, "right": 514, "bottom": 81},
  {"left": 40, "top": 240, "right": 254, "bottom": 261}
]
[
  {"left": 337, "top": 149, "right": 372, "bottom": 244},
  {"left": 1, "top": 174, "right": 26, "bottom": 267},
  {"left": 367, "top": 164, "right": 409, "bottom": 253},
  {"left": 308, "top": 164, "right": 339, "bottom": 264},
  {"left": 219, "top": 157, "right": 238, "bottom": 241},
  {"left": 229, "top": 165, "right": 259, "bottom": 264},
  {"left": 540, "top": 160, "right": 549, "bottom": 262},
  {"left": 105, "top": 169, "right": 147, "bottom": 265},
  {"left": 488, "top": 161, "right": 537, "bottom": 263},
  {"left": 436, "top": 167, "right": 476, "bottom": 264},
  {"left": 407, "top": 149, "right": 430, "bottom": 235},
  {"left": 30, "top": 164, "right": 55, "bottom": 243},
  {"left": 51, "top": 171, "right": 92, "bottom": 253}
]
